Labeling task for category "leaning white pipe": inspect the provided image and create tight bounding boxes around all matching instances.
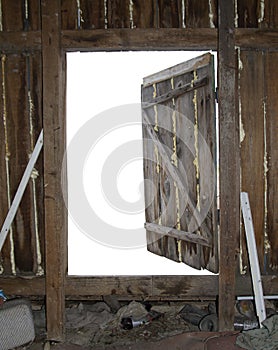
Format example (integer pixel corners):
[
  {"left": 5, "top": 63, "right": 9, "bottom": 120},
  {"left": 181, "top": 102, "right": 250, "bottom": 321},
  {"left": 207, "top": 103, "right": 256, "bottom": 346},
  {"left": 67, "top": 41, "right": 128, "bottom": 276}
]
[
  {"left": 241, "top": 192, "right": 267, "bottom": 327},
  {"left": 237, "top": 296, "right": 278, "bottom": 301},
  {"left": 0, "top": 130, "right": 43, "bottom": 252}
]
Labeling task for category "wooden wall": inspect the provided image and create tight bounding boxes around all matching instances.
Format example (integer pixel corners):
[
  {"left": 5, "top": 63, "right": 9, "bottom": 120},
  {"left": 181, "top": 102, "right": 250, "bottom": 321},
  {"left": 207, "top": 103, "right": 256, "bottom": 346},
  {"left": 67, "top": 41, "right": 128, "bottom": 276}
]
[
  {"left": 0, "top": 0, "right": 278, "bottom": 339},
  {"left": 239, "top": 50, "right": 278, "bottom": 274}
]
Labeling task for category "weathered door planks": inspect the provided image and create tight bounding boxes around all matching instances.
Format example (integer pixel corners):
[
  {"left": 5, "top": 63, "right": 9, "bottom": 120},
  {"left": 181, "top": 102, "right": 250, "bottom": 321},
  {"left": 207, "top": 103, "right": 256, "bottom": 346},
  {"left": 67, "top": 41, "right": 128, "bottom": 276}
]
[{"left": 142, "top": 53, "right": 218, "bottom": 273}]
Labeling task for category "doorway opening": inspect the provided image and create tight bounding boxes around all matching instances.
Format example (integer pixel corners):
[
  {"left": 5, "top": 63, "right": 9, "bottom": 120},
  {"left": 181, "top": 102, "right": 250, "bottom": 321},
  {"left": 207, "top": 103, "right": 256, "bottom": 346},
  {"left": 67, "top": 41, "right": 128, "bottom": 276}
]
[{"left": 66, "top": 51, "right": 217, "bottom": 275}]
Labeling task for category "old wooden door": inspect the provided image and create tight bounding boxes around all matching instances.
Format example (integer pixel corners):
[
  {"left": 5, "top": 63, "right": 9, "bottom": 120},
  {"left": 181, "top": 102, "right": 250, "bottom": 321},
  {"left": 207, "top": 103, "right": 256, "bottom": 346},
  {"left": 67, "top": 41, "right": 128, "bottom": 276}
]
[{"left": 142, "top": 53, "right": 218, "bottom": 273}]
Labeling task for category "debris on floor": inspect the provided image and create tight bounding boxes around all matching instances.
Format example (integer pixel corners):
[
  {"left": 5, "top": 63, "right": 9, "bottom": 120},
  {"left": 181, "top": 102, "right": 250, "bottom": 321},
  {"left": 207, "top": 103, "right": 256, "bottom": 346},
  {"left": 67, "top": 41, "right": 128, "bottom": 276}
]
[
  {"left": 64, "top": 300, "right": 191, "bottom": 347},
  {"left": 10, "top": 298, "right": 278, "bottom": 349},
  {"left": 236, "top": 314, "right": 278, "bottom": 350}
]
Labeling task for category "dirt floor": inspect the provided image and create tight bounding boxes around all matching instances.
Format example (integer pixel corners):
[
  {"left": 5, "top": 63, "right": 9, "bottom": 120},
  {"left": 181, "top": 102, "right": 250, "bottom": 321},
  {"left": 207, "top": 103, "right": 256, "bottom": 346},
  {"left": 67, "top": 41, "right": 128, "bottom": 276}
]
[{"left": 11, "top": 299, "right": 278, "bottom": 350}]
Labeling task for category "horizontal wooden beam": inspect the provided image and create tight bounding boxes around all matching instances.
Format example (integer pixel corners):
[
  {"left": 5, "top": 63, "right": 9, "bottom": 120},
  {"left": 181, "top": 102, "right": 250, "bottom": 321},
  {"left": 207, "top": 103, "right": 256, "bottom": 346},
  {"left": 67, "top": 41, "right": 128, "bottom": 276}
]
[
  {"left": 235, "top": 29, "right": 278, "bottom": 49},
  {"left": 65, "top": 275, "right": 278, "bottom": 299},
  {"left": 62, "top": 28, "right": 278, "bottom": 52},
  {"left": 0, "top": 275, "right": 277, "bottom": 299},
  {"left": 0, "top": 29, "right": 277, "bottom": 53},
  {"left": 62, "top": 28, "right": 218, "bottom": 51},
  {"left": 0, "top": 276, "right": 45, "bottom": 296},
  {"left": 65, "top": 276, "right": 218, "bottom": 299},
  {"left": 0, "top": 32, "right": 41, "bottom": 52}
]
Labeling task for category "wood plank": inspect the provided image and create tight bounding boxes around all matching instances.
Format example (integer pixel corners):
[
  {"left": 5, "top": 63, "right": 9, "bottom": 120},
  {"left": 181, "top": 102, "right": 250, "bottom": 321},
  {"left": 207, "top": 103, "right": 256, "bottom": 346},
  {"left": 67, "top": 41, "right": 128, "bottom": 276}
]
[
  {"left": 61, "top": 0, "right": 77, "bottom": 30},
  {"left": 142, "top": 77, "right": 208, "bottom": 108},
  {"left": 3, "top": 54, "right": 34, "bottom": 273},
  {"left": 65, "top": 275, "right": 278, "bottom": 299},
  {"left": 0, "top": 32, "right": 41, "bottom": 53},
  {"left": 142, "top": 84, "right": 165, "bottom": 260},
  {"left": 145, "top": 223, "right": 211, "bottom": 246},
  {"left": 28, "top": 0, "right": 41, "bottom": 31},
  {"left": 107, "top": 0, "right": 130, "bottom": 28},
  {"left": 175, "top": 69, "right": 202, "bottom": 269},
  {"left": 157, "top": 0, "right": 181, "bottom": 28},
  {"left": 148, "top": 77, "right": 180, "bottom": 263},
  {"left": 237, "top": 0, "right": 259, "bottom": 28},
  {"left": 26, "top": 52, "right": 45, "bottom": 275},
  {"left": 195, "top": 61, "right": 218, "bottom": 273},
  {"left": 265, "top": 52, "right": 278, "bottom": 272},
  {"left": 0, "top": 29, "right": 275, "bottom": 55},
  {"left": 1, "top": 54, "right": 43, "bottom": 275},
  {"left": 81, "top": 0, "right": 106, "bottom": 29},
  {"left": 262, "top": 0, "right": 278, "bottom": 28},
  {"left": 62, "top": 28, "right": 218, "bottom": 51},
  {"left": 132, "top": 0, "right": 158, "bottom": 28},
  {"left": 61, "top": 28, "right": 278, "bottom": 51},
  {"left": 185, "top": 0, "right": 212, "bottom": 28},
  {"left": 0, "top": 53, "right": 12, "bottom": 275},
  {"left": 235, "top": 29, "right": 278, "bottom": 48},
  {"left": 0, "top": 276, "right": 45, "bottom": 296},
  {"left": 143, "top": 53, "right": 211, "bottom": 87},
  {"left": 1, "top": 0, "right": 23, "bottom": 31},
  {"left": 142, "top": 53, "right": 217, "bottom": 272},
  {"left": 239, "top": 51, "right": 265, "bottom": 274},
  {"left": 1, "top": 275, "right": 278, "bottom": 300},
  {"left": 218, "top": 0, "right": 239, "bottom": 331},
  {"left": 41, "top": 0, "right": 66, "bottom": 342},
  {"left": 143, "top": 111, "right": 212, "bottom": 240}
]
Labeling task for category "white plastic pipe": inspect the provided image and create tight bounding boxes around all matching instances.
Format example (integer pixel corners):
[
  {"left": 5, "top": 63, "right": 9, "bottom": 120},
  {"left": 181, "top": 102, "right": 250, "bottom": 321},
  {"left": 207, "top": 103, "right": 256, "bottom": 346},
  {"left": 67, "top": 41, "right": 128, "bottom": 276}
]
[
  {"left": 241, "top": 192, "right": 266, "bottom": 327},
  {"left": 0, "top": 130, "right": 43, "bottom": 252}
]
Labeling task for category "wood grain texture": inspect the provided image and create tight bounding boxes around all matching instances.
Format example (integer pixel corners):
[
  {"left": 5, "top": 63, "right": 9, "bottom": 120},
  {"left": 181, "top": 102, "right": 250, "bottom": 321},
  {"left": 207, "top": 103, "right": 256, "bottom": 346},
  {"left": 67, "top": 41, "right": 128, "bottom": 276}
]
[
  {"left": 1, "top": 0, "right": 23, "bottom": 31},
  {"left": 0, "top": 32, "right": 41, "bottom": 53},
  {"left": 28, "top": 0, "right": 41, "bottom": 31},
  {"left": 1, "top": 275, "right": 278, "bottom": 299},
  {"left": 61, "top": 0, "right": 77, "bottom": 30},
  {"left": 262, "top": 0, "right": 278, "bottom": 28},
  {"left": 237, "top": 0, "right": 259, "bottom": 28},
  {"left": 0, "top": 54, "right": 12, "bottom": 274},
  {"left": 41, "top": 0, "right": 67, "bottom": 341},
  {"left": 132, "top": 0, "right": 158, "bottom": 28},
  {"left": 265, "top": 51, "right": 278, "bottom": 272},
  {"left": 81, "top": 0, "right": 106, "bottom": 29},
  {"left": 0, "top": 0, "right": 39, "bottom": 31},
  {"left": 239, "top": 51, "right": 265, "bottom": 274},
  {"left": 218, "top": 0, "right": 239, "bottom": 331},
  {"left": 62, "top": 28, "right": 218, "bottom": 51},
  {"left": 107, "top": 0, "right": 130, "bottom": 28},
  {"left": 157, "top": 0, "right": 181, "bottom": 28},
  {"left": 142, "top": 53, "right": 217, "bottom": 272},
  {"left": 185, "top": 0, "right": 212, "bottom": 28},
  {"left": 61, "top": 28, "right": 278, "bottom": 52},
  {"left": 1, "top": 54, "right": 31, "bottom": 273}
]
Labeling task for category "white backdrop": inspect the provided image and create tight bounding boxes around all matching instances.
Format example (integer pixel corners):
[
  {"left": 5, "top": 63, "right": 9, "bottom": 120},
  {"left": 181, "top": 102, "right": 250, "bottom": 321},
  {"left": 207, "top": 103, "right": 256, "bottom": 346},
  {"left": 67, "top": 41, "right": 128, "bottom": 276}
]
[{"left": 66, "top": 51, "right": 215, "bottom": 275}]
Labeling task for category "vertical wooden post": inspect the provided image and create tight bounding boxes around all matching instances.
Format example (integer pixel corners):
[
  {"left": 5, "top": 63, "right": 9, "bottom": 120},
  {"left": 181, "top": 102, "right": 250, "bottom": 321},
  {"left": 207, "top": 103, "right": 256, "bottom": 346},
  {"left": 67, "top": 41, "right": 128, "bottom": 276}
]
[
  {"left": 41, "top": 0, "right": 67, "bottom": 341},
  {"left": 218, "top": 0, "right": 239, "bottom": 331}
]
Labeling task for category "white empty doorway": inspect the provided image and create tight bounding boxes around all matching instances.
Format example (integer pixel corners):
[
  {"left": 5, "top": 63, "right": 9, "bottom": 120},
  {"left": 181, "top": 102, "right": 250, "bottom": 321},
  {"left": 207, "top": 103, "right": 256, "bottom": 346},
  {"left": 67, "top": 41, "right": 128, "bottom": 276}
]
[{"left": 66, "top": 51, "right": 216, "bottom": 275}]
